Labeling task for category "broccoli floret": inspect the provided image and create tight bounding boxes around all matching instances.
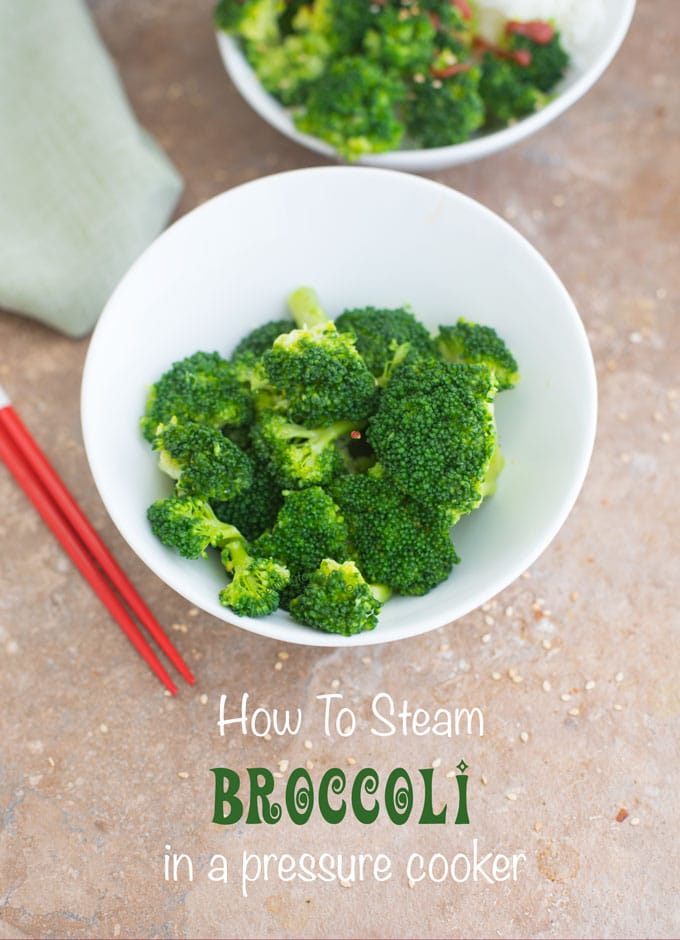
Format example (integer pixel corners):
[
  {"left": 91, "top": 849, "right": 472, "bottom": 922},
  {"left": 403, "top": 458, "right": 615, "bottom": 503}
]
[
  {"left": 293, "top": 56, "right": 405, "bottom": 161},
  {"left": 289, "top": 559, "right": 387, "bottom": 636},
  {"left": 147, "top": 495, "right": 239, "bottom": 559},
  {"left": 404, "top": 66, "right": 484, "bottom": 148},
  {"left": 331, "top": 473, "right": 459, "bottom": 596},
  {"left": 231, "top": 318, "right": 294, "bottom": 361},
  {"left": 261, "top": 290, "right": 378, "bottom": 425},
  {"left": 436, "top": 318, "right": 519, "bottom": 390},
  {"left": 215, "top": 0, "right": 283, "bottom": 44},
  {"left": 212, "top": 452, "right": 283, "bottom": 541},
  {"left": 505, "top": 24, "right": 569, "bottom": 93},
  {"left": 367, "top": 359, "right": 499, "bottom": 518},
  {"left": 479, "top": 51, "right": 548, "bottom": 124},
  {"left": 219, "top": 538, "right": 289, "bottom": 617},
  {"left": 293, "top": 0, "right": 378, "bottom": 55},
  {"left": 251, "top": 410, "right": 357, "bottom": 488},
  {"left": 254, "top": 486, "right": 350, "bottom": 603},
  {"left": 363, "top": 6, "right": 437, "bottom": 72},
  {"left": 246, "top": 31, "right": 331, "bottom": 105},
  {"left": 335, "top": 305, "right": 438, "bottom": 383},
  {"left": 141, "top": 351, "right": 253, "bottom": 442},
  {"left": 151, "top": 418, "right": 252, "bottom": 501}
]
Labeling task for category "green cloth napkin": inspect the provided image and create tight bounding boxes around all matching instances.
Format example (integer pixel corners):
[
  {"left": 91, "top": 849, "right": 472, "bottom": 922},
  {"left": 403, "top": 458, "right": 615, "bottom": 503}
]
[{"left": 0, "top": 0, "right": 183, "bottom": 338}]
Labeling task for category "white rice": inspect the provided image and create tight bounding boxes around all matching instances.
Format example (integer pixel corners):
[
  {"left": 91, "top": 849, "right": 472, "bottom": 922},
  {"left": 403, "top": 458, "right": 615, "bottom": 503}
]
[{"left": 476, "top": 0, "right": 607, "bottom": 65}]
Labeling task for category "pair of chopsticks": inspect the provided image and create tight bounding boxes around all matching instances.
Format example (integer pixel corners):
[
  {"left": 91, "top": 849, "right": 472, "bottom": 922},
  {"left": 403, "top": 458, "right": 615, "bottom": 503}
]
[{"left": 0, "top": 384, "right": 194, "bottom": 694}]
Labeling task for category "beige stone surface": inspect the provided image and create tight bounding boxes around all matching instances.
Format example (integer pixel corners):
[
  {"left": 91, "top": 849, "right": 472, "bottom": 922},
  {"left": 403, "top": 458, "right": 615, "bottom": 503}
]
[{"left": 0, "top": 1, "right": 678, "bottom": 937}]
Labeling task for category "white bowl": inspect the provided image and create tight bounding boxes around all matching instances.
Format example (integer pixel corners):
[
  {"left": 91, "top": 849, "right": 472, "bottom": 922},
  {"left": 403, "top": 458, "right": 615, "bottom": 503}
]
[
  {"left": 81, "top": 167, "right": 596, "bottom": 647},
  {"left": 216, "top": 0, "right": 635, "bottom": 172}
]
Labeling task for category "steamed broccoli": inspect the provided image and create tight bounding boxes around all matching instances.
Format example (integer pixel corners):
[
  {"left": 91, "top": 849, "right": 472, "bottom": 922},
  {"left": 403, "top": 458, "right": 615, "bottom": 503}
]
[
  {"left": 363, "top": 6, "right": 437, "bottom": 72},
  {"left": 147, "top": 495, "right": 239, "bottom": 559},
  {"left": 335, "top": 305, "right": 438, "bottom": 383},
  {"left": 331, "top": 472, "right": 459, "bottom": 596},
  {"left": 141, "top": 351, "right": 252, "bottom": 442},
  {"left": 251, "top": 410, "right": 358, "bottom": 489},
  {"left": 232, "top": 318, "right": 294, "bottom": 361},
  {"left": 151, "top": 418, "right": 252, "bottom": 501},
  {"left": 289, "top": 558, "right": 388, "bottom": 636},
  {"left": 246, "top": 31, "right": 331, "bottom": 105},
  {"left": 262, "top": 288, "right": 377, "bottom": 425},
  {"left": 404, "top": 66, "right": 484, "bottom": 148},
  {"left": 293, "top": 57, "right": 405, "bottom": 161},
  {"left": 505, "top": 24, "right": 569, "bottom": 93},
  {"left": 219, "top": 538, "right": 289, "bottom": 617},
  {"left": 367, "top": 358, "right": 499, "bottom": 519},
  {"left": 212, "top": 452, "right": 283, "bottom": 541},
  {"left": 253, "top": 486, "right": 350, "bottom": 603},
  {"left": 479, "top": 52, "right": 548, "bottom": 124},
  {"left": 214, "top": 0, "right": 283, "bottom": 44},
  {"left": 436, "top": 318, "right": 519, "bottom": 390},
  {"left": 293, "top": 0, "right": 378, "bottom": 56}
]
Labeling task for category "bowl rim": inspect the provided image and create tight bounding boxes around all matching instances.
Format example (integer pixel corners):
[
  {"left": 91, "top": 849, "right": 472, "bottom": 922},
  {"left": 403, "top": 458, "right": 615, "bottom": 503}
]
[
  {"left": 81, "top": 166, "right": 598, "bottom": 647},
  {"left": 215, "top": 0, "right": 636, "bottom": 171}
]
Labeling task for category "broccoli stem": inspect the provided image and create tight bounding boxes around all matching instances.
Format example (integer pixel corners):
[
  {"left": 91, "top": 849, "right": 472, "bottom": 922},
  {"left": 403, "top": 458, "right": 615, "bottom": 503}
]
[
  {"left": 279, "top": 418, "right": 363, "bottom": 452},
  {"left": 287, "top": 286, "right": 330, "bottom": 329},
  {"left": 369, "top": 583, "right": 392, "bottom": 603}
]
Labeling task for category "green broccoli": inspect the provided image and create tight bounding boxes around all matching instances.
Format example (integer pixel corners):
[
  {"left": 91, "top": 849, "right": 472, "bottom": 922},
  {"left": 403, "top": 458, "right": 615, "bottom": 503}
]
[
  {"left": 215, "top": 0, "right": 283, "bottom": 44},
  {"left": 246, "top": 31, "right": 331, "bottom": 105},
  {"left": 253, "top": 485, "right": 350, "bottom": 603},
  {"left": 293, "top": 56, "right": 405, "bottom": 161},
  {"left": 261, "top": 288, "right": 377, "bottom": 426},
  {"left": 335, "top": 305, "right": 438, "bottom": 383},
  {"left": 363, "top": 6, "right": 437, "bottom": 72},
  {"left": 212, "top": 452, "right": 283, "bottom": 541},
  {"left": 404, "top": 66, "right": 484, "bottom": 148},
  {"left": 293, "top": 0, "right": 378, "bottom": 56},
  {"left": 367, "top": 358, "right": 499, "bottom": 519},
  {"left": 289, "top": 558, "right": 388, "bottom": 636},
  {"left": 151, "top": 418, "right": 252, "bottom": 501},
  {"left": 147, "top": 495, "right": 239, "bottom": 559},
  {"left": 436, "top": 318, "right": 519, "bottom": 390},
  {"left": 506, "top": 25, "right": 569, "bottom": 93},
  {"left": 141, "top": 351, "right": 253, "bottom": 443},
  {"left": 331, "top": 472, "right": 459, "bottom": 596},
  {"left": 219, "top": 538, "right": 289, "bottom": 617},
  {"left": 231, "top": 318, "right": 294, "bottom": 361},
  {"left": 479, "top": 51, "right": 548, "bottom": 124},
  {"left": 251, "top": 410, "right": 358, "bottom": 489}
]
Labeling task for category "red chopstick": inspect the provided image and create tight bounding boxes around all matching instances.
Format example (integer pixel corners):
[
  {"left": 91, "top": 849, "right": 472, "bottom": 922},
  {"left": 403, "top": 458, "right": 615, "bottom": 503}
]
[{"left": 0, "top": 386, "right": 194, "bottom": 693}]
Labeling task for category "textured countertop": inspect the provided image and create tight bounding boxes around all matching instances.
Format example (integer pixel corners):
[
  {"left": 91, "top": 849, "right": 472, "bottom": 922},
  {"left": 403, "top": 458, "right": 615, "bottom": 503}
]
[{"left": 1, "top": 2, "right": 678, "bottom": 938}]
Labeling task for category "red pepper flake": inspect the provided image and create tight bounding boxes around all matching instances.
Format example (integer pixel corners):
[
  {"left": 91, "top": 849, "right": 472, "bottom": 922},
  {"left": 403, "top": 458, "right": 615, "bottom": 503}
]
[
  {"left": 533, "top": 609, "right": 544, "bottom": 621},
  {"left": 350, "top": 430, "right": 362, "bottom": 440},
  {"left": 429, "top": 12, "right": 441, "bottom": 31},
  {"left": 506, "top": 20, "right": 555, "bottom": 44},
  {"left": 451, "top": 0, "right": 473, "bottom": 20},
  {"left": 616, "top": 808, "right": 629, "bottom": 823},
  {"left": 430, "top": 62, "right": 472, "bottom": 78}
]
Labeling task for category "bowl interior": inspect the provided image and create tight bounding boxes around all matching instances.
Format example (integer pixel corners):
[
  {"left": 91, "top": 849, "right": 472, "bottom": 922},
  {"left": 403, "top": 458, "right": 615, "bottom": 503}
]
[
  {"left": 81, "top": 167, "right": 597, "bottom": 647},
  {"left": 216, "top": 0, "right": 635, "bottom": 172}
]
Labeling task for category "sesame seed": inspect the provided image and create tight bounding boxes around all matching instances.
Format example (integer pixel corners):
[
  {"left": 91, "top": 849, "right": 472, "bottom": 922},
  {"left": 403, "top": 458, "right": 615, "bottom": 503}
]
[
  {"left": 653, "top": 411, "right": 663, "bottom": 423},
  {"left": 432, "top": 757, "right": 442, "bottom": 768},
  {"left": 99, "top": 724, "right": 108, "bottom": 734},
  {"left": 408, "top": 877, "right": 416, "bottom": 889},
  {"left": 274, "top": 661, "right": 283, "bottom": 671},
  {"left": 331, "top": 679, "right": 340, "bottom": 690},
  {"left": 520, "top": 731, "right": 529, "bottom": 743},
  {"left": 304, "top": 739, "right": 313, "bottom": 750},
  {"left": 177, "top": 771, "right": 189, "bottom": 779},
  {"left": 534, "top": 821, "right": 542, "bottom": 832},
  {"left": 432, "top": 79, "right": 443, "bottom": 89},
  {"left": 506, "top": 792, "right": 518, "bottom": 801},
  {"left": 273, "top": 772, "right": 283, "bottom": 780},
  {"left": 264, "top": 733, "right": 272, "bottom": 741},
  {"left": 171, "top": 622, "right": 188, "bottom": 633},
  {"left": 505, "top": 606, "right": 514, "bottom": 617},
  {"left": 340, "top": 879, "right": 352, "bottom": 888},
  {"left": 188, "top": 607, "right": 199, "bottom": 617},
  {"left": 481, "top": 633, "right": 491, "bottom": 644},
  {"left": 585, "top": 680, "right": 596, "bottom": 691},
  {"left": 521, "top": 570, "right": 532, "bottom": 578},
  {"left": 481, "top": 774, "right": 488, "bottom": 785},
  {"left": 568, "top": 707, "right": 580, "bottom": 717},
  {"left": 278, "top": 759, "right": 289, "bottom": 773},
  {"left": 164, "top": 689, "right": 172, "bottom": 697},
  {"left": 560, "top": 693, "right": 571, "bottom": 702},
  {"left": 613, "top": 704, "right": 623, "bottom": 711},
  {"left": 542, "top": 638, "right": 552, "bottom": 650},
  {"left": 446, "top": 770, "right": 456, "bottom": 779},
  {"left": 484, "top": 614, "right": 494, "bottom": 626},
  {"left": 48, "top": 757, "right": 55, "bottom": 767},
  {"left": 346, "top": 757, "right": 356, "bottom": 766},
  {"left": 361, "top": 656, "right": 371, "bottom": 665},
  {"left": 199, "top": 693, "right": 208, "bottom": 705},
  {"left": 278, "top": 651, "right": 289, "bottom": 660},
  {"left": 306, "top": 759, "right": 314, "bottom": 771},
  {"left": 439, "top": 642, "right": 450, "bottom": 652},
  {"left": 492, "top": 671, "right": 502, "bottom": 680},
  {"left": 570, "top": 591, "right": 579, "bottom": 601},
  {"left": 542, "top": 680, "right": 552, "bottom": 692},
  {"left": 630, "top": 817, "right": 640, "bottom": 826},
  {"left": 629, "top": 331, "right": 642, "bottom": 344},
  {"left": 615, "top": 671, "right": 624, "bottom": 683}
]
